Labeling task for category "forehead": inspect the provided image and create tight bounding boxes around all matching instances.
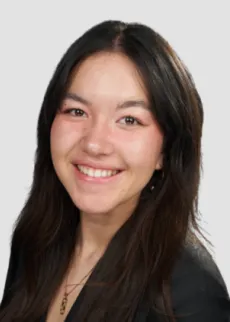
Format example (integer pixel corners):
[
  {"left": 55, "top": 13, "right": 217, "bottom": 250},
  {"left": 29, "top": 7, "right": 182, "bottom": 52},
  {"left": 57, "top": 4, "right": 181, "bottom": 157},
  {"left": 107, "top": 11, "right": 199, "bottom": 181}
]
[{"left": 67, "top": 52, "right": 148, "bottom": 102}]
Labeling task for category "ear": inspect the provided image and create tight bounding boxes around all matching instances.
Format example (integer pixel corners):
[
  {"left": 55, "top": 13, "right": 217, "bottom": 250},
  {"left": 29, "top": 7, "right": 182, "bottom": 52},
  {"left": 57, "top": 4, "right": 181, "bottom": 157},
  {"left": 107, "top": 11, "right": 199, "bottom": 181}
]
[{"left": 155, "top": 153, "right": 163, "bottom": 170}]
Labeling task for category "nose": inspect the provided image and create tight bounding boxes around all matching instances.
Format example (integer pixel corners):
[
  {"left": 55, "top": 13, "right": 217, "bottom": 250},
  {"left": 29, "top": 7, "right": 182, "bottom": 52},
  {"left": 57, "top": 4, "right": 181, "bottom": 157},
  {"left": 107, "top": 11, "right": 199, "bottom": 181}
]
[{"left": 80, "top": 120, "right": 114, "bottom": 157}]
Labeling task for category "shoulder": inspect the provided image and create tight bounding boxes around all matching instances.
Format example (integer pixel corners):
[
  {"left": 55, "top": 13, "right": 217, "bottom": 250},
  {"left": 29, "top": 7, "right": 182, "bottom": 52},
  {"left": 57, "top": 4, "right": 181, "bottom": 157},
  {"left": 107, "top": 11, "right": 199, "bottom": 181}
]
[
  {"left": 146, "top": 240, "right": 230, "bottom": 321},
  {"left": 169, "top": 240, "right": 230, "bottom": 320}
]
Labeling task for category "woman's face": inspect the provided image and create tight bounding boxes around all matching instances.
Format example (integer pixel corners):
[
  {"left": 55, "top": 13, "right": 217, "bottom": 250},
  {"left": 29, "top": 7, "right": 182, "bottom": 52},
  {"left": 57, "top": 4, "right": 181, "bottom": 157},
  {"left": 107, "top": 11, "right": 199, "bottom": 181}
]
[{"left": 51, "top": 52, "right": 163, "bottom": 218}]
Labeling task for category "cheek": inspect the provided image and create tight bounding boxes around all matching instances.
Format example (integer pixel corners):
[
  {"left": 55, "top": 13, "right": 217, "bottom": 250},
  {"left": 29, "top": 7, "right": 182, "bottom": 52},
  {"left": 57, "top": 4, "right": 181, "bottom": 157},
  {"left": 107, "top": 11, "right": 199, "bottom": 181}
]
[
  {"left": 119, "top": 129, "right": 163, "bottom": 171},
  {"left": 50, "top": 118, "right": 75, "bottom": 157}
]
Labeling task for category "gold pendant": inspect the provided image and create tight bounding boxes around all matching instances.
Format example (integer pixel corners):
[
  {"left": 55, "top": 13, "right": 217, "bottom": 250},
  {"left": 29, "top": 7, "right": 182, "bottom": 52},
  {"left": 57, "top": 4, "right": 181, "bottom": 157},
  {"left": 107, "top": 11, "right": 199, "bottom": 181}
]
[{"left": 60, "top": 292, "right": 68, "bottom": 315}]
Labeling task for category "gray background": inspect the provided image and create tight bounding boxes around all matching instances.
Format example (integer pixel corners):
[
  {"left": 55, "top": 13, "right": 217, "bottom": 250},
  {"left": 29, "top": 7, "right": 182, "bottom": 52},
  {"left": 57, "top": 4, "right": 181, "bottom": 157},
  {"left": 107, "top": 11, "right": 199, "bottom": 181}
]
[{"left": 0, "top": 0, "right": 229, "bottom": 297}]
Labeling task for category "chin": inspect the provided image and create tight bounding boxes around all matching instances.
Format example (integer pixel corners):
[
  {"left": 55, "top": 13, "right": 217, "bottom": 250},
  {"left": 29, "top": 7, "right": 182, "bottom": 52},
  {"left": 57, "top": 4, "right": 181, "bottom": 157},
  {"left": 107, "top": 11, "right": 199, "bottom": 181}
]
[
  {"left": 71, "top": 194, "right": 117, "bottom": 216},
  {"left": 75, "top": 204, "right": 115, "bottom": 216}
]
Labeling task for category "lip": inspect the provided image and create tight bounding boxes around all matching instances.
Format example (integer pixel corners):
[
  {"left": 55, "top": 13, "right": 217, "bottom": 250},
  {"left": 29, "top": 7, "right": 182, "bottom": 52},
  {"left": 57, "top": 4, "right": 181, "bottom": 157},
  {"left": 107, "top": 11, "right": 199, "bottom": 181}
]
[
  {"left": 72, "top": 160, "right": 123, "bottom": 171},
  {"left": 73, "top": 164, "right": 123, "bottom": 184}
]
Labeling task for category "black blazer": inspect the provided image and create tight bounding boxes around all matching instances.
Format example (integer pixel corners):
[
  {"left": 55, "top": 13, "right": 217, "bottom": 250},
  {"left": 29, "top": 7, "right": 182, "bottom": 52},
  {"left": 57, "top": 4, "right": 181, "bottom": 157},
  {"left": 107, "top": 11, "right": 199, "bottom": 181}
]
[{"left": 1, "top": 242, "right": 230, "bottom": 321}]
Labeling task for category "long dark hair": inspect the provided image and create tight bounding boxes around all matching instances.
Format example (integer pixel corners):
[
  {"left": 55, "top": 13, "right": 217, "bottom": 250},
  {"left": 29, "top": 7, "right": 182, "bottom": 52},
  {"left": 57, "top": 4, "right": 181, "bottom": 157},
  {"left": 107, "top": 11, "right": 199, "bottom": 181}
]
[{"left": 0, "top": 20, "right": 204, "bottom": 321}]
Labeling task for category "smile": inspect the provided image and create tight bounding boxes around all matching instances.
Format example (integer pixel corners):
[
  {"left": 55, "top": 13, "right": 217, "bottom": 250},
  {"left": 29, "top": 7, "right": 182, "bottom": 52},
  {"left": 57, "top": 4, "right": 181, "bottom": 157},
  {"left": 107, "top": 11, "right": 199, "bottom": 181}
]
[{"left": 77, "top": 165, "right": 120, "bottom": 178}]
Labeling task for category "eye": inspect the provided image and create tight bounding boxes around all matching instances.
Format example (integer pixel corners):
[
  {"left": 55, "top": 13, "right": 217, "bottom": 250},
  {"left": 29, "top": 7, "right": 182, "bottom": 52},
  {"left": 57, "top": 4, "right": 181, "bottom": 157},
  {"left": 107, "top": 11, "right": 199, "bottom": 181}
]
[
  {"left": 119, "top": 116, "right": 142, "bottom": 126},
  {"left": 63, "top": 108, "right": 86, "bottom": 117}
]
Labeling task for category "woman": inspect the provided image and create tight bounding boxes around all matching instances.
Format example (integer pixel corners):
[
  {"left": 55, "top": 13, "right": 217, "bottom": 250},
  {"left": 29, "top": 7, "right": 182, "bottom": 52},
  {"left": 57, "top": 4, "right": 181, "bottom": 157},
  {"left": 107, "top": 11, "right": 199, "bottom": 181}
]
[{"left": 0, "top": 20, "right": 229, "bottom": 322}]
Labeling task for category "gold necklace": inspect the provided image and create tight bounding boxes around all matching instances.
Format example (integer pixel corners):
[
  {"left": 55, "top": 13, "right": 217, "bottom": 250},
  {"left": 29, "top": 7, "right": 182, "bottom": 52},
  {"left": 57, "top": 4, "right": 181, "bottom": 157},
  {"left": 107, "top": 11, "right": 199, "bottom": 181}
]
[{"left": 60, "top": 267, "right": 94, "bottom": 315}]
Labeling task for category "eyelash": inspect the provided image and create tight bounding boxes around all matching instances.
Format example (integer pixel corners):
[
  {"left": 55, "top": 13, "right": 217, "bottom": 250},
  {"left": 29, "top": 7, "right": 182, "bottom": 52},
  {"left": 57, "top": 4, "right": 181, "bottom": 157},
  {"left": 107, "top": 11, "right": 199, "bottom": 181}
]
[
  {"left": 119, "top": 116, "right": 142, "bottom": 126},
  {"left": 62, "top": 108, "right": 143, "bottom": 126},
  {"left": 63, "top": 108, "right": 85, "bottom": 117}
]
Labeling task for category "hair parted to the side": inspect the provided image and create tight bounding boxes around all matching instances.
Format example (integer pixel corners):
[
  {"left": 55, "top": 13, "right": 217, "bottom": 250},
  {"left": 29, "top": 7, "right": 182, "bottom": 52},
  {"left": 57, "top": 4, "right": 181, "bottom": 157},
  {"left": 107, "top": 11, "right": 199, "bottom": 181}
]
[{"left": 0, "top": 20, "right": 205, "bottom": 322}]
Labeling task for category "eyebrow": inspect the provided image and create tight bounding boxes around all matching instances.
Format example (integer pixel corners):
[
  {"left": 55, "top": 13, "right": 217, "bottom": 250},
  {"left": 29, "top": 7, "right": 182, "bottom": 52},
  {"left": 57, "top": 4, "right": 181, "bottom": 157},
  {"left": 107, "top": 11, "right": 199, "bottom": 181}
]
[
  {"left": 64, "top": 92, "right": 91, "bottom": 105},
  {"left": 63, "top": 92, "right": 150, "bottom": 111}
]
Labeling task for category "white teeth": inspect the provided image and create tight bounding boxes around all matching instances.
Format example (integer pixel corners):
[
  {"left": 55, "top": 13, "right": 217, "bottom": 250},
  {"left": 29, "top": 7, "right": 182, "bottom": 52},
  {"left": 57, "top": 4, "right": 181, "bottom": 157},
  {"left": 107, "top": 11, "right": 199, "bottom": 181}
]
[{"left": 77, "top": 165, "right": 118, "bottom": 178}]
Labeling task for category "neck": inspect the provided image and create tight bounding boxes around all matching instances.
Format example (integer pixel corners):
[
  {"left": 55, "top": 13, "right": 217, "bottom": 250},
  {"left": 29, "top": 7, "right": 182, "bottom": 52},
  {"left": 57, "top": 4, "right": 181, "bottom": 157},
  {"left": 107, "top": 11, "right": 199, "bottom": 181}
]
[{"left": 77, "top": 200, "right": 138, "bottom": 257}]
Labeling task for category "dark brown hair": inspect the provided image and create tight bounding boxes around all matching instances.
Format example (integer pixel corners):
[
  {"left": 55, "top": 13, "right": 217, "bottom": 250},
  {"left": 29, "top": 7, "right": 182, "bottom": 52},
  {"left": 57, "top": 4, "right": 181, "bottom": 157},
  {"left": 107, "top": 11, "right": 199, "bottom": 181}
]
[{"left": 0, "top": 20, "right": 205, "bottom": 321}]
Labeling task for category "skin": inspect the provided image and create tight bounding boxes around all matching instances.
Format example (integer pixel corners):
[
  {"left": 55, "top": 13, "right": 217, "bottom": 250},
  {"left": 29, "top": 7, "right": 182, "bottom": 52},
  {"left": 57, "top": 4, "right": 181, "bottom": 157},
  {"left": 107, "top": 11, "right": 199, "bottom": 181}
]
[
  {"left": 47, "top": 52, "right": 164, "bottom": 321},
  {"left": 50, "top": 51, "right": 163, "bottom": 250}
]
